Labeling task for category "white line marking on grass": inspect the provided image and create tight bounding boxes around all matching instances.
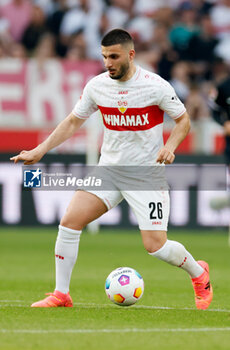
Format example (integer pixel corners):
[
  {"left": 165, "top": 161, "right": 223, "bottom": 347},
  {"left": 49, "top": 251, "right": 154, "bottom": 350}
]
[
  {"left": 0, "top": 301, "right": 230, "bottom": 313},
  {"left": 77, "top": 303, "right": 230, "bottom": 313},
  {"left": 0, "top": 300, "right": 24, "bottom": 302},
  {"left": 0, "top": 300, "right": 230, "bottom": 313},
  {"left": 132, "top": 305, "right": 230, "bottom": 313},
  {"left": 1, "top": 328, "right": 230, "bottom": 334},
  {"left": 0, "top": 304, "right": 27, "bottom": 307}
]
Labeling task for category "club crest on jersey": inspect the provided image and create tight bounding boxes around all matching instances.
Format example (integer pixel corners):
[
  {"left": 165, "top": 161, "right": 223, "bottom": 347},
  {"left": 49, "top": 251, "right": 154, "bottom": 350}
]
[
  {"left": 118, "top": 106, "right": 127, "bottom": 114},
  {"left": 117, "top": 100, "right": 128, "bottom": 114}
]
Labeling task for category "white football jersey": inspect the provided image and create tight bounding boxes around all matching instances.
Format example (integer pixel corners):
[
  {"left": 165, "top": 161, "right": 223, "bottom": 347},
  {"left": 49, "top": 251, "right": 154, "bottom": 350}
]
[{"left": 72, "top": 66, "right": 186, "bottom": 165}]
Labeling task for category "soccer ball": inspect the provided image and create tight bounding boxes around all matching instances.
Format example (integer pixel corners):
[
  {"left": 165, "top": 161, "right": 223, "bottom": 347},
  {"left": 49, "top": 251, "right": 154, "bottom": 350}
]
[{"left": 105, "top": 267, "right": 144, "bottom": 306}]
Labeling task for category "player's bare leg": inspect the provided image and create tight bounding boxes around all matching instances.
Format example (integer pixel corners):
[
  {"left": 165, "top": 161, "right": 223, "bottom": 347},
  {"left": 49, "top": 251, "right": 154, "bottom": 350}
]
[
  {"left": 141, "top": 230, "right": 213, "bottom": 310},
  {"left": 140, "top": 230, "right": 167, "bottom": 252},
  {"left": 60, "top": 190, "right": 108, "bottom": 230},
  {"left": 31, "top": 191, "right": 107, "bottom": 307}
]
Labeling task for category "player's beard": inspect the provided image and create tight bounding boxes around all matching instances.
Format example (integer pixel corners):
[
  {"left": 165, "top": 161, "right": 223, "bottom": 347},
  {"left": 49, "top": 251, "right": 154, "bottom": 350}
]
[{"left": 109, "top": 61, "right": 130, "bottom": 80}]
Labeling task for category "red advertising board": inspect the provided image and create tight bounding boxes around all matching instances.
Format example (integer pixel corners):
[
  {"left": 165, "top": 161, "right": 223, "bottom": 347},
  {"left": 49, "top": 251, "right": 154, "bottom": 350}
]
[
  {"left": 0, "top": 59, "right": 102, "bottom": 127},
  {"left": 0, "top": 59, "right": 102, "bottom": 152}
]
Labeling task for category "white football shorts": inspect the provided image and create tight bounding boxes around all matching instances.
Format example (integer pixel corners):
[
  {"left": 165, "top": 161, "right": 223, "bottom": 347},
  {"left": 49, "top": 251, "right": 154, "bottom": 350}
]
[{"left": 86, "top": 189, "right": 170, "bottom": 231}]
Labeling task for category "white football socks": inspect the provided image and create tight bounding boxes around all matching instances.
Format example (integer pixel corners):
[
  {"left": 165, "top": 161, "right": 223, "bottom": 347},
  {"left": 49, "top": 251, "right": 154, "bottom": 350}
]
[
  {"left": 55, "top": 225, "right": 81, "bottom": 294},
  {"left": 149, "top": 239, "right": 204, "bottom": 278}
]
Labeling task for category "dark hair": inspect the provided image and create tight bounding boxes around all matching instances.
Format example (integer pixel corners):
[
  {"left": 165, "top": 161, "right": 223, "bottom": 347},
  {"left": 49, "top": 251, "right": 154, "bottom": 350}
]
[{"left": 101, "top": 29, "right": 134, "bottom": 47}]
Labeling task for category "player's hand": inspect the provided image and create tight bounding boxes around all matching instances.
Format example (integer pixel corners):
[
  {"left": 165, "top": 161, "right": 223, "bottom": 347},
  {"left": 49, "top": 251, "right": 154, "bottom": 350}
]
[
  {"left": 10, "top": 147, "right": 45, "bottom": 165},
  {"left": 156, "top": 147, "right": 175, "bottom": 164},
  {"left": 224, "top": 121, "right": 230, "bottom": 136}
]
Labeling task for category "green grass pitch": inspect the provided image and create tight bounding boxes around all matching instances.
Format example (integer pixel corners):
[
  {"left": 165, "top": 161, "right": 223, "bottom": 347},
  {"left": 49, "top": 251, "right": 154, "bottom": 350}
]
[{"left": 0, "top": 228, "right": 230, "bottom": 350}]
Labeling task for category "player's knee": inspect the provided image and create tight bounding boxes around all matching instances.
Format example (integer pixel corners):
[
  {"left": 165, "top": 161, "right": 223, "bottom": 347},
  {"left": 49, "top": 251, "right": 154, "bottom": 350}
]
[
  {"left": 60, "top": 214, "right": 86, "bottom": 231},
  {"left": 141, "top": 230, "right": 167, "bottom": 253},
  {"left": 144, "top": 242, "right": 163, "bottom": 253},
  {"left": 142, "top": 236, "right": 166, "bottom": 253}
]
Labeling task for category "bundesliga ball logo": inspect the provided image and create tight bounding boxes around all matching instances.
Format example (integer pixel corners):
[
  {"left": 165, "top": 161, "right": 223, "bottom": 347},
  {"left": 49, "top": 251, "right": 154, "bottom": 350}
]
[{"left": 105, "top": 267, "right": 144, "bottom": 306}]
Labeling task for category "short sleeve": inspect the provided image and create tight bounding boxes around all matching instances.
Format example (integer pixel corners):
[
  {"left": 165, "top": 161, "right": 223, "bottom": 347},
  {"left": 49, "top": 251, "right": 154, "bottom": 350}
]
[
  {"left": 72, "top": 82, "right": 98, "bottom": 120},
  {"left": 158, "top": 82, "right": 186, "bottom": 120}
]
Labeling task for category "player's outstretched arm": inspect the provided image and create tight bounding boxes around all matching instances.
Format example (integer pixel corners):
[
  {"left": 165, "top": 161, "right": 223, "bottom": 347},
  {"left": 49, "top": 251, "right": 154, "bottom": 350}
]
[
  {"left": 10, "top": 113, "right": 85, "bottom": 165},
  {"left": 156, "top": 111, "right": 190, "bottom": 164}
]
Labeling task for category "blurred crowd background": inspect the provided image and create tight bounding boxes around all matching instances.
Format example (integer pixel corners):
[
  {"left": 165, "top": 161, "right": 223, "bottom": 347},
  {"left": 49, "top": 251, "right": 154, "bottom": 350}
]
[{"left": 1, "top": 0, "right": 230, "bottom": 153}]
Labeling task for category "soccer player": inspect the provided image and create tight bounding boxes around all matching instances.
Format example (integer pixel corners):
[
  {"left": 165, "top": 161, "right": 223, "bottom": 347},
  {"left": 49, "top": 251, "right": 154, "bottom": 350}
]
[{"left": 11, "top": 29, "right": 213, "bottom": 309}]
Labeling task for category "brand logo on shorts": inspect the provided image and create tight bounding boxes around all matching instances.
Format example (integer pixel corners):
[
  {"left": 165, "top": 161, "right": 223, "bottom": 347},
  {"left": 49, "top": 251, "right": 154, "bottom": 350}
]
[{"left": 23, "top": 168, "right": 42, "bottom": 188}]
